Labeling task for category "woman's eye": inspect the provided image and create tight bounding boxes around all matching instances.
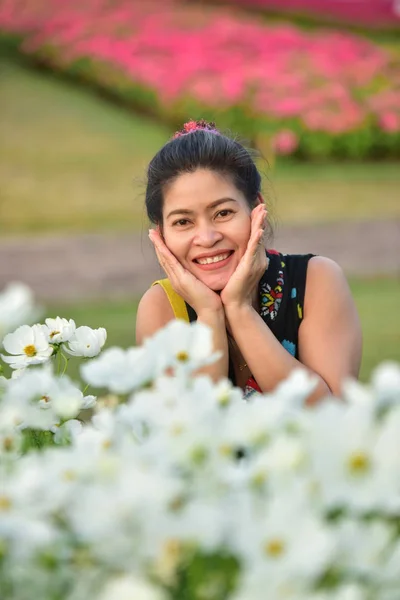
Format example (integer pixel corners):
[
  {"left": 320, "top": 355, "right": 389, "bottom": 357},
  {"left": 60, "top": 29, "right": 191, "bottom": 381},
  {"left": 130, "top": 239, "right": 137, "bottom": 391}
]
[
  {"left": 173, "top": 219, "right": 190, "bottom": 227},
  {"left": 216, "top": 209, "right": 233, "bottom": 218}
]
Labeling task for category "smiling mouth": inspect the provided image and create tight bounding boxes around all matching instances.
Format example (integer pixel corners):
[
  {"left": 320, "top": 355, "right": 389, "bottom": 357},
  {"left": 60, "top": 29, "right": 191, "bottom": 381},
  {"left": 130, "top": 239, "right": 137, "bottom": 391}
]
[{"left": 194, "top": 251, "right": 233, "bottom": 265}]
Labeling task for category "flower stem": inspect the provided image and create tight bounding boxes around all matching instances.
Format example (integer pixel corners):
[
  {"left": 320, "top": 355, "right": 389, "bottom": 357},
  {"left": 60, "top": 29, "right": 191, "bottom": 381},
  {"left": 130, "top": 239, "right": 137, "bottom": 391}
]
[{"left": 61, "top": 352, "right": 69, "bottom": 376}]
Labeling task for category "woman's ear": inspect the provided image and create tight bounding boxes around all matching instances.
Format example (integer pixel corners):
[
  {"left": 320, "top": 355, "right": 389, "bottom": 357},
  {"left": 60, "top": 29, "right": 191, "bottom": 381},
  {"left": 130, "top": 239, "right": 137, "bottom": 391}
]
[
  {"left": 257, "top": 193, "right": 266, "bottom": 207},
  {"left": 156, "top": 224, "right": 165, "bottom": 241}
]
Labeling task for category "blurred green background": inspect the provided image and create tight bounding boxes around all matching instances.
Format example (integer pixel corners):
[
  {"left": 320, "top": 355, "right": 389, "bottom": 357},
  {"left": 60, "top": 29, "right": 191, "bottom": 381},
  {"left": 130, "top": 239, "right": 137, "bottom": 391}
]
[{"left": 1, "top": 0, "right": 399, "bottom": 383}]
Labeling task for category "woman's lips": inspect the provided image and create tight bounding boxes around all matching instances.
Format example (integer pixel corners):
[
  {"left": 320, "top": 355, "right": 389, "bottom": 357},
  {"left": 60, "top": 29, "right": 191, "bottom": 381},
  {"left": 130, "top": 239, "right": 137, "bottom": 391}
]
[{"left": 193, "top": 251, "right": 234, "bottom": 271}]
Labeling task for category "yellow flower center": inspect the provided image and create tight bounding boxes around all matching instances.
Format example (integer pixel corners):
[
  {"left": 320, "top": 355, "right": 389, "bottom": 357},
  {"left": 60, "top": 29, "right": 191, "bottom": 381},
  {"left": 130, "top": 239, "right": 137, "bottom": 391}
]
[
  {"left": 0, "top": 496, "right": 11, "bottom": 511},
  {"left": 264, "top": 538, "right": 286, "bottom": 558},
  {"left": 49, "top": 330, "right": 60, "bottom": 339},
  {"left": 171, "top": 424, "right": 184, "bottom": 436},
  {"left": 252, "top": 471, "right": 267, "bottom": 487},
  {"left": 219, "top": 444, "right": 232, "bottom": 457},
  {"left": 63, "top": 470, "right": 76, "bottom": 481},
  {"left": 218, "top": 393, "right": 230, "bottom": 406},
  {"left": 347, "top": 451, "right": 371, "bottom": 475},
  {"left": 23, "top": 344, "right": 37, "bottom": 357},
  {"left": 164, "top": 538, "right": 181, "bottom": 558},
  {"left": 176, "top": 351, "right": 189, "bottom": 362},
  {"left": 2, "top": 437, "right": 13, "bottom": 452}
]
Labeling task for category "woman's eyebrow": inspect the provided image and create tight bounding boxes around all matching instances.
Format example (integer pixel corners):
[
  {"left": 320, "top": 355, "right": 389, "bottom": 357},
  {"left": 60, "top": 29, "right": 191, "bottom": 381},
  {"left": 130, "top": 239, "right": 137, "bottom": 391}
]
[{"left": 166, "top": 198, "right": 237, "bottom": 219}]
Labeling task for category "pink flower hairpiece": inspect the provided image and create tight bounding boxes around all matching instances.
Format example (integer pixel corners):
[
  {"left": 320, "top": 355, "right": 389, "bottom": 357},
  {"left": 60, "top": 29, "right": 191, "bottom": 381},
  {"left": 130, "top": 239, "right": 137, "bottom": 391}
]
[{"left": 172, "top": 119, "right": 220, "bottom": 139}]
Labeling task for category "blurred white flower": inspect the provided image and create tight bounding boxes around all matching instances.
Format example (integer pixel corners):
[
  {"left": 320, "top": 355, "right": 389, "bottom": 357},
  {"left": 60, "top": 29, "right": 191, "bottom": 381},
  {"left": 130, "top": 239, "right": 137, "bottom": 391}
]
[
  {"left": 1, "top": 324, "right": 53, "bottom": 369},
  {"left": 231, "top": 493, "right": 336, "bottom": 582},
  {"left": 337, "top": 519, "right": 396, "bottom": 582},
  {"left": 305, "top": 399, "right": 399, "bottom": 514},
  {"left": 274, "top": 367, "right": 320, "bottom": 408},
  {"left": 52, "top": 419, "right": 83, "bottom": 445},
  {"left": 82, "top": 394, "right": 97, "bottom": 410},
  {"left": 41, "top": 317, "right": 76, "bottom": 344},
  {"left": 0, "top": 282, "right": 41, "bottom": 344},
  {"left": 0, "top": 308, "right": 399, "bottom": 600},
  {"left": 3, "top": 365, "right": 94, "bottom": 430},
  {"left": 145, "top": 320, "right": 221, "bottom": 375},
  {"left": 0, "top": 375, "right": 8, "bottom": 393},
  {"left": 98, "top": 574, "right": 166, "bottom": 600},
  {"left": 371, "top": 361, "right": 400, "bottom": 408},
  {"left": 342, "top": 377, "right": 375, "bottom": 406},
  {"left": 10, "top": 367, "right": 27, "bottom": 380},
  {"left": 50, "top": 378, "right": 87, "bottom": 419},
  {"left": 308, "top": 585, "right": 366, "bottom": 600},
  {"left": 65, "top": 326, "right": 107, "bottom": 358},
  {"left": 81, "top": 346, "right": 154, "bottom": 393}
]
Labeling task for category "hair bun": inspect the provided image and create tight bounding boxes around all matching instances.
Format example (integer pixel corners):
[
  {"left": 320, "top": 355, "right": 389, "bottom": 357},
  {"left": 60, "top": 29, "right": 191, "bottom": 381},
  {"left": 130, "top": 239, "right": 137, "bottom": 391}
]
[{"left": 172, "top": 119, "right": 220, "bottom": 139}]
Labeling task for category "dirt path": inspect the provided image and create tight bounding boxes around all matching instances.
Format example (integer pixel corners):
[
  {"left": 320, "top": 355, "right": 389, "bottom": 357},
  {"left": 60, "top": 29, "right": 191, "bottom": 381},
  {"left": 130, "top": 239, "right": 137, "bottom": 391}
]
[{"left": 1, "top": 219, "right": 399, "bottom": 302}]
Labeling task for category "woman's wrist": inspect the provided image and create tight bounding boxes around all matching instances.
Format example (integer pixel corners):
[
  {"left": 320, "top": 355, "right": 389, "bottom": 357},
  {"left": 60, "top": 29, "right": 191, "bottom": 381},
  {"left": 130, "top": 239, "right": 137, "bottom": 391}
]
[
  {"left": 197, "top": 306, "right": 226, "bottom": 324},
  {"left": 224, "top": 302, "right": 255, "bottom": 325}
]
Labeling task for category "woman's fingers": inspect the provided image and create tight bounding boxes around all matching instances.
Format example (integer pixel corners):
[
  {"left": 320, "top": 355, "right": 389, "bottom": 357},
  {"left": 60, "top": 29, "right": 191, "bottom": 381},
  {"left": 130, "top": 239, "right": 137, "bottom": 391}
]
[
  {"left": 149, "top": 229, "right": 181, "bottom": 277},
  {"left": 246, "top": 205, "right": 267, "bottom": 258},
  {"left": 149, "top": 229, "right": 191, "bottom": 293}
]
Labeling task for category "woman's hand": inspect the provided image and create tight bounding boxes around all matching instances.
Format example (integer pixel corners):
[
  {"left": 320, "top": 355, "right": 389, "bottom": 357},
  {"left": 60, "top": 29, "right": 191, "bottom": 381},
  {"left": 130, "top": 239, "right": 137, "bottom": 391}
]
[
  {"left": 149, "top": 228, "right": 223, "bottom": 317},
  {"left": 220, "top": 204, "right": 268, "bottom": 310}
]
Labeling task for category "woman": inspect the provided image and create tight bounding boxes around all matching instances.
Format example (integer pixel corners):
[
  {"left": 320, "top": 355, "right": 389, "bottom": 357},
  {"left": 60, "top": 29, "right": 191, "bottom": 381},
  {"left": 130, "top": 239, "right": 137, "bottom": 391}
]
[{"left": 136, "top": 120, "right": 362, "bottom": 403}]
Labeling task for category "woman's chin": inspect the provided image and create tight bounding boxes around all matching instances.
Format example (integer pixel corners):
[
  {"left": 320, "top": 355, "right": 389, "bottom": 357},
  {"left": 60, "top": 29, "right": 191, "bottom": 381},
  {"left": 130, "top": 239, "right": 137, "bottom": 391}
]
[{"left": 198, "top": 273, "right": 230, "bottom": 292}]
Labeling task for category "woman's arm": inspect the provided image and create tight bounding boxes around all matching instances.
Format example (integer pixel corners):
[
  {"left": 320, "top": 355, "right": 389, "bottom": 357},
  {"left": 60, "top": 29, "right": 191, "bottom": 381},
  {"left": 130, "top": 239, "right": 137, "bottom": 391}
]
[
  {"left": 224, "top": 257, "right": 362, "bottom": 404},
  {"left": 135, "top": 284, "right": 175, "bottom": 345}
]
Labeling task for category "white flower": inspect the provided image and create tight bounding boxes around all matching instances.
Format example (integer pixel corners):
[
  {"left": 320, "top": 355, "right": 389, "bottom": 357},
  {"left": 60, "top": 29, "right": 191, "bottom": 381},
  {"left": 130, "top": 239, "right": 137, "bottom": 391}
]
[
  {"left": 337, "top": 519, "right": 396, "bottom": 583},
  {"left": 1, "top": 324, "right": 53, "bottom": 369},
  {"left": 65, "top": 326, "right": 107, "bottom": 358},
  {"left": 0, "top": 282, "right": 41, "bottom": 344},
  {"left": 145, "top": 320, "right": 220, "bottom": 376},
  {"left": 0, "top": 375, "right": 8, "bottom": 393},
  {"left": 52, "top": 419, "right": 83, "bottom": 445},
  {"left": 3, "top": 366, "right": 91, "bottom": 429},
  {"left": 41, "top": 317, "right": 76, "bottom": 344},
  {"left": 306, "top": 585, "right": 366, "bottom": 600},
  {"left": 304, "top": 400, "right": 398, "bottom": 514},
  {"left": 50, "top": 378, "right": 87, "bottom": 419},
  {"left": 81, "top": 346, "right": 154, "bottom": 393},
  {"left": 231, "top": 493, "right": 336, "bottom": 582},
  {"left": 10, "top": 368, "right": 27, "bottom": 380},
  {"left": 82, "top": 394, "right": 97, "bottom": 410},
  {"left": 273, "top": 367, "right": 320, "bottom": 408},
  {"left": 99, "top": 574, "right": 166, "bottom": 600},
  {"left": 342, "top": 377, "right": 375, "bottom": 407},
  {"left": 371, "top": 361, "right": 400, "bottom": 408}
]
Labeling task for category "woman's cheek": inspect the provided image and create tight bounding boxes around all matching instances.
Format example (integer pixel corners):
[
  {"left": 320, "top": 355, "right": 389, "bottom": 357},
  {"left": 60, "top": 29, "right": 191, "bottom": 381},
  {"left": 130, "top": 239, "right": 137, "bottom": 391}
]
[{"left": 164, "top": 232, "right": 189, "bottom": 264}]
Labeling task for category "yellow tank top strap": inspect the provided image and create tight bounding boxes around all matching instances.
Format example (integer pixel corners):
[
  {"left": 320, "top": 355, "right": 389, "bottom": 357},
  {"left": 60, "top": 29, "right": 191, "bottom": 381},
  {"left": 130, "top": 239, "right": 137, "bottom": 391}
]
[{"left": 152, "top": 279, "right": 189, "bottom": 322}]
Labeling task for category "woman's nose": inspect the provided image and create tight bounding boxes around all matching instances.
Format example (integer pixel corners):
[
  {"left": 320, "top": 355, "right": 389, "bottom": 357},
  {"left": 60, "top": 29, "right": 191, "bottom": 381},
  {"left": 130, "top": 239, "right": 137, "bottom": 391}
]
[{"left": 193, "top": 222, "right": 223, "bottom": 246}]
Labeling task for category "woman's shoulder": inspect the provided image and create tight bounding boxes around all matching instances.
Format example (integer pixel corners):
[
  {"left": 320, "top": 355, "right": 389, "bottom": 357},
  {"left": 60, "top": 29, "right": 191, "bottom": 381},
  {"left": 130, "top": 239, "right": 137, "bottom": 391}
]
[
  {"left": 275, "top": 252, "right": 345, "bottom": 293},
  {"left": 304, "top": 256, "right": 348, "bottom": 299},
  {"left": 135, "top": 283, "right": 175, "bottom": 345},
  {"left": 265, "top": 248, "right": 316, "bottom": 285}
]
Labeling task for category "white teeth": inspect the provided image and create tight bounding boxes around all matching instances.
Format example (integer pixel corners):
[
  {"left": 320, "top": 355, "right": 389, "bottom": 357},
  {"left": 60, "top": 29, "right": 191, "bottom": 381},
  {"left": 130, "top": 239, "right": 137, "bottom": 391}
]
[{"left": 196, "top": 253, "right": 230, "bottom": 265}]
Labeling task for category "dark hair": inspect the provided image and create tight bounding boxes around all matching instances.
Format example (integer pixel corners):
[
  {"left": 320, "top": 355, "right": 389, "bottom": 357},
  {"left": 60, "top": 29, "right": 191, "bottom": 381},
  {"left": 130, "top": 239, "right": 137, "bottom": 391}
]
[{"left": 145, "top": 121, "right": 263, "bottom": 225}]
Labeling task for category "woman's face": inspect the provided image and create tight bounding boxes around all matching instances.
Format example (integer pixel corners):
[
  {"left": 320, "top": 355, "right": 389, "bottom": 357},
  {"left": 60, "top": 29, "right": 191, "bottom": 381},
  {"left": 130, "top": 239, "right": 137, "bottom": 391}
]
[{"left": 161, "top": 168, "right": 254, "bottom": 291}]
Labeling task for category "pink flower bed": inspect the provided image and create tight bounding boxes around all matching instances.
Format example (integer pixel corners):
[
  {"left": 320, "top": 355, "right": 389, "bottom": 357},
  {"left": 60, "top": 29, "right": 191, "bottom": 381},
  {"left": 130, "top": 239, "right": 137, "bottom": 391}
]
[
  {"left": 222, "top": 0, "right": 400, "bottom": 29},
  {"left": 0, "top": 0, "right": 399, "bottom": 158}
]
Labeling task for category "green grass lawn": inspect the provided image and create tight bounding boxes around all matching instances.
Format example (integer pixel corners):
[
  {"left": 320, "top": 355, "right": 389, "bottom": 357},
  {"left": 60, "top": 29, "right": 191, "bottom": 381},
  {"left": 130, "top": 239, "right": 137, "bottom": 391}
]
[
  {"left": 1, "top": 57, "right": 400, "bottom": 236},
  {"left": 39, "top": 277, "right": 400, "bottom": 386}
]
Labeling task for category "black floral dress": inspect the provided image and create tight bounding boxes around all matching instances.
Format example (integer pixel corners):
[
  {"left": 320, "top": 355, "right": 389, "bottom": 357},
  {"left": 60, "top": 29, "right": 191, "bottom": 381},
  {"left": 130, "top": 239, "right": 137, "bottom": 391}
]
[{"left": 185, "top": 249, "right": 316, "bottom": 397}]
